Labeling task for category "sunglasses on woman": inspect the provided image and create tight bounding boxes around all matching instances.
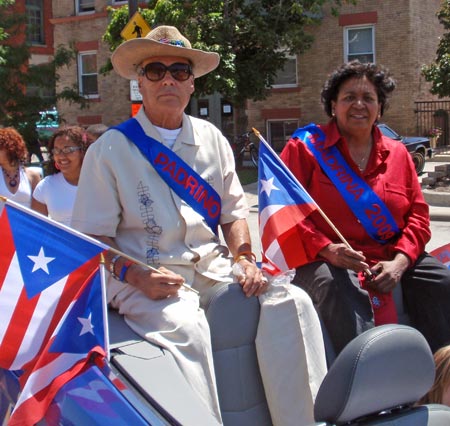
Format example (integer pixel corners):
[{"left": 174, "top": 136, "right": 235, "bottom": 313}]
[{"left": 139, "top": 62, "right": 193, "bottom": 82}]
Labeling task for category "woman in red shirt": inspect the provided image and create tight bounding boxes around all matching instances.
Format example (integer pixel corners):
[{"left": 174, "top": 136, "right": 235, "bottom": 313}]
[{"left": 281, "top": 61, "right": 450, "bottom": 355}]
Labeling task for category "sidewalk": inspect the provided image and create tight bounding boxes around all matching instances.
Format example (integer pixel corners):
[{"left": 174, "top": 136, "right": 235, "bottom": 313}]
[{"left": 420, "top": 160, "right": 450, "bottom": 220}]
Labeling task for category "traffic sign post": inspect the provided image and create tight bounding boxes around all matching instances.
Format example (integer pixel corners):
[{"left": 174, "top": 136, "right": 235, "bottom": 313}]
[{"left": 128, "top": 0, "right": 138, "bottom": 18}]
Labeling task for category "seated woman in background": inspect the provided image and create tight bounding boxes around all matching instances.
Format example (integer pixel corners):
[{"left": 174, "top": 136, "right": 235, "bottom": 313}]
[
  {"left": 0, "top": 127, "right": 41, "bottom": 208},
  {"left": 32, "top": 126, "right": 92, "bottom": 226},
  {"left": 281, "top": 61, "right": 450, "bottom": 355},
  {"left": 418, "top": 345, "right": 450, "bottom": 406}
]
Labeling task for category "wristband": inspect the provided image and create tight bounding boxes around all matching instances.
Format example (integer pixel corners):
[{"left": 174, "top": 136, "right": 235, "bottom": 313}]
[
  {"left": 109, "top": 254, "right": 122, "bottom": 280},
  {"left": 234, "top": 254, "right": 256, "bottom": 264},
  {"left": 233, "top": 251, "right": 257, "bottom": 263},
  {"left": 119, "top": 260, "right": 133, "bottom": 283}
]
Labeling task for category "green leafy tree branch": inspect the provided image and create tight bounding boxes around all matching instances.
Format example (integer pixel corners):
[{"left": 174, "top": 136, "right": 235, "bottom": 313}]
[
  {"left": 422, "top": 3, "right": 450, "bottom": 97},
  {"left": 0, "top": 0, "right": 85, "bottom": 154},
  {"left": 102, "top": 0, "right": 355, "bottom": 131}
]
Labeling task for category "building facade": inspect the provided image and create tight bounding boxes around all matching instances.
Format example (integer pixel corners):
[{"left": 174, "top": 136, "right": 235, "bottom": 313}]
[
  {"left": 51, "top": 0, "right": 128, "bottom": 127},
  {"left": 25, "top": 0, "right": 54, "bottom": 68},
  {"left": 248, "top": 0, "right": 445, "bottom": 150},
  {"left": 17, "top": 0, "right": 447, "bottom": 148}
]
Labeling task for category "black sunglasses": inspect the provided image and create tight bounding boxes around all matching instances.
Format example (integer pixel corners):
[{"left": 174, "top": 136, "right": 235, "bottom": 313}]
[{"left": 140, "top": 62, "right": 193, "bottom": 82}]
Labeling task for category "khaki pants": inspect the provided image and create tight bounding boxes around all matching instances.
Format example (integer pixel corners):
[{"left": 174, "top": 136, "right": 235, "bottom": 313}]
[
  {"left": 110, "top": 284, "right": 222, "bottom": 424},
  {"left": 256, "top": 284, "right": 327, "bottom": 426},
  {"left": 111, "top": 275, "right": 327, "bottom": 426}
]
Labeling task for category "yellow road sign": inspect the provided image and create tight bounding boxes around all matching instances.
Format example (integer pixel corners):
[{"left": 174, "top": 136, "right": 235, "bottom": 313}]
[{"left": 121, "top": 12, "right": 151, "bottom": 41}]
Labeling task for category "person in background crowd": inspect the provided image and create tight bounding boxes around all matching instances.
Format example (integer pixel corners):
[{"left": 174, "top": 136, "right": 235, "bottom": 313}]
[
  {"left": 31, "top": 126, "right": 92, "bottom": 226},
  {"left": 418, "top": 345, "right": 450, "bottom": 406},
  {"left": 0, "top": 127, "right": 41, "bottom": 208},
  {"left": 86, "top": 123, "right": 108, "bottom": 141},
  {"left": 71, "top": 25, "right": 327, "bottom": 425},
  {"left": 281, "top": 60, "right": 450, "bottom": 355}
]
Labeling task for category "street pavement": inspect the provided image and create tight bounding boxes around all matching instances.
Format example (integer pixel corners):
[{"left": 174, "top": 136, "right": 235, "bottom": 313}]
[{"left": 242, "top": 160, "right": 450, "bottom": 261}]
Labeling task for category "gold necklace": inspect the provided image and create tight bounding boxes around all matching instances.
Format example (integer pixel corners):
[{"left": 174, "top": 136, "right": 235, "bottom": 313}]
[
  {"left": 354, "top": 142, "right": 373, "bottom": 171},
  {"left": 2, "top": 167, "right": 19, "bottom": 187}
]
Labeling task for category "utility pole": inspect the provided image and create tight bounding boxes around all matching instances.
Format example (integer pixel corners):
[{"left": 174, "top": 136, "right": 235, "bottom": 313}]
[{"left": 128, "top": 0, "right": 138, "bottom": 18}]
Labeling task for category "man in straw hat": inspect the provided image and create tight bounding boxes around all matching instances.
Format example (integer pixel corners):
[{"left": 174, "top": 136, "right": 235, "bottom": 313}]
[{"left": 72, "top": 25, "right": 326, "bottom": 425}]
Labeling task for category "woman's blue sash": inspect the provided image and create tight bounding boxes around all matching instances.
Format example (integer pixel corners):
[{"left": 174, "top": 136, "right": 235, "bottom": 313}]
[
  {"left": 112, "top": 118, "right": 221, "bottom": 235},
  {"left": 292, "top": 124, "right": 400, "bottom": 244}
]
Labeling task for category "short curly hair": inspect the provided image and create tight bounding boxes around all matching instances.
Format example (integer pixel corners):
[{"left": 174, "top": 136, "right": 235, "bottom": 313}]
[
  {"left": 0, "top": 127, "right": 28, "bottom": 165},
  {"left": 46, "top": 126, "right": 93, "bottom": 175},
  {"left": 321, "top": 61, "right": 396, "bottom": 118}
]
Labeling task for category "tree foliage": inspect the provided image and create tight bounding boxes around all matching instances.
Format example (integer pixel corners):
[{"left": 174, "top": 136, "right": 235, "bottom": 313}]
[
  {"left": 0, "top": 0, "right": 85, "bottom": 151},
  {"left": 102, "top": 0, "right": 355, "bottom": 105},
  {"left": 422, "top": 3, "right": 450, "bottom": 98}
]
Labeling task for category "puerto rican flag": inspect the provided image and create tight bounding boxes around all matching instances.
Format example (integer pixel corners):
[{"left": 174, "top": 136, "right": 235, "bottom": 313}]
[
  {"left": 0, "top": 201, "right": 108, "bottom": 425},
  {"left": 258, "top": 140, "right": 317, "bottom": 274},
  {"left": 430, "top": 243, "right": 450, "bottom": 269}
]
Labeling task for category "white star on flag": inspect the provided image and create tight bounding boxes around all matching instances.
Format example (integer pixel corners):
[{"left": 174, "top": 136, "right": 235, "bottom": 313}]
[
  {"left": 78, "top": 313, "right": 95, "bottom": 336},
  {"left": 260, "top": 177, "right": 280, "bottom": 197},
  {"left": 27, "top": 247, "right": 55, "bottom": 274}
]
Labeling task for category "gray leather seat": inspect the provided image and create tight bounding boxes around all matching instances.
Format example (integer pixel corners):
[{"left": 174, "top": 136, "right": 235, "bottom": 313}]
[
  {"left": 200, "top": 282, "right": 272, "bottom": 426},
  {"left": 314, "top": 324, "right": 450, "bottom": 425},
  {"left": 108, "top": 309, "right": 219, "bottom": 426},
  {"left": 110, "top": 285, "right": 449, "bottom": 426}
]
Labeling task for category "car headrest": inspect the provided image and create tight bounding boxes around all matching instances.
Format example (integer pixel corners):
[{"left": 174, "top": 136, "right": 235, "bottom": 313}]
[{"left": 314, "top": 324, "right": 435, "bottom": 424}]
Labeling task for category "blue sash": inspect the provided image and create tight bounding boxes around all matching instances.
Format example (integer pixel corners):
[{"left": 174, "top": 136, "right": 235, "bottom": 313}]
[
  {"left": 292, "top": 124, "right": 400, "bottom": 244},
  {"left": 112, "top": 118, "right": 221, "bottom": 235}
]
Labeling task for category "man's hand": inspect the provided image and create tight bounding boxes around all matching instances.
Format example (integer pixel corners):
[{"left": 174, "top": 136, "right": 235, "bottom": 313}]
[
  {"left": 126, "top": 265, "right": 185, "bottom": 300},
  {"left": 234, "top": 259, "right": 268, "bottom": 297},
  {"left": 319, "top": 243, "right": 369, "bottom": 273}
]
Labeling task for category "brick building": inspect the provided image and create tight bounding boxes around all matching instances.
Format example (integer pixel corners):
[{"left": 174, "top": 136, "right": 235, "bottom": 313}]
[
  {"left": 247, "top": 0, "right": 446, "bottom": 150},
  {"left": 51, "top": 0, "right": 128, "bottom": 127},
  {"left": 8, "top": 0, "right": 54, "bottom": 99},
  {"left": 23, "top": 0, "right": 54, "bottom": 68},
  {"left": 20, "top": 0, "right": 447, "bottom": 148}
]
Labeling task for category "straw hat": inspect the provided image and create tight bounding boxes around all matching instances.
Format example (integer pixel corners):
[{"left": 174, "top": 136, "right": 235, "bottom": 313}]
[{"left": 111, "top": 25, "right": 220, "bottom": 80}]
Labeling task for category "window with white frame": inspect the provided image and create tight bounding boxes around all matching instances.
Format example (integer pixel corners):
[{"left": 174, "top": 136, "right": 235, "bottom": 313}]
[
  {"left": 76, "top": 0, "right": 95, "bottom": 14},
  {"left": 78, "top": 52, "right": 98, "bottom": 98},
  {"left": 344, "top": 26, "right": 375, "bottom": 63},
  {"left": 26, "top": 0, "right": 44, "bottom": 45},
  {"left": 267, "top": 119, "right": 300, "bottom": 152},
  {"left": 272, "top": 55, "right": 298, "bottom": 88}
]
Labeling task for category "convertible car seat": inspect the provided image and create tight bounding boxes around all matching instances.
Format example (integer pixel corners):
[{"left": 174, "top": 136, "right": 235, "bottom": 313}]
[
  {"left": 314, "top": 324, "right": 450, "bottom": 425},
  {"left": 108, "top": 309, "right": 219, "bottom": 426},
  {"left": 109, "top": 283, "right": 272, "bottom": 426},
  {"left": 200, "top": 282, "right": 272, "bottom": 426}
]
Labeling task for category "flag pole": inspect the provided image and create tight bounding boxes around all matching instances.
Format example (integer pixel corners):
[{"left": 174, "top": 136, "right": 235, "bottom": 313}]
[
  {"left": 107, "top": 246, "right": 199, "bottom": 295},
  {"left": 252, "top": 128, "right": 373, "bottom": 279},
  {"left": 99, "top": 253, "right": 111, "bottom": 360},
  {"left": 0, "top": 196, "right": 199, "bottom": 294}
]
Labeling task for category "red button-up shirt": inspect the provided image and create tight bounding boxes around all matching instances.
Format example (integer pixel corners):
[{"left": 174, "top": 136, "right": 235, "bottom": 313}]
[{"left": 280, "top": 120, "right": 431, "bottom": 266}]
